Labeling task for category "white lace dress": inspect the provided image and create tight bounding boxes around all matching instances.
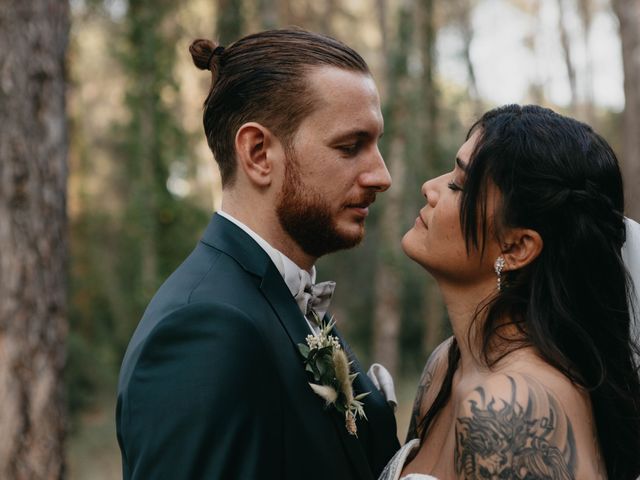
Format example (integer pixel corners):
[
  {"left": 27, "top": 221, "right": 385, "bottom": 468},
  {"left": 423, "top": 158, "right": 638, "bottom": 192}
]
[{"left": 378, "top": 439, "right": 439, "bottom": 480}]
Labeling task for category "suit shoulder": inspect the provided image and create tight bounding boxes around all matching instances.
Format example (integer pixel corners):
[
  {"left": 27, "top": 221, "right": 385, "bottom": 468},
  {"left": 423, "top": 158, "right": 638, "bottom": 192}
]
[
  {"left": 118, "top": 301, "right": 267, "bottom": 393},
  {"left": 143, "top": 301, "right": 264, "bottom": 355}
]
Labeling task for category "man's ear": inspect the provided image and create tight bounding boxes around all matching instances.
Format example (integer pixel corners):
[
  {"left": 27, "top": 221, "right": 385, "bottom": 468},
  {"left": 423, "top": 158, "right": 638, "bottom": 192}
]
[
  {"left": 235, "top": 122, "right": 278, "bottom": 187},
  {"left": 501, "top": 228, "right": 543, "bottom": 271}
]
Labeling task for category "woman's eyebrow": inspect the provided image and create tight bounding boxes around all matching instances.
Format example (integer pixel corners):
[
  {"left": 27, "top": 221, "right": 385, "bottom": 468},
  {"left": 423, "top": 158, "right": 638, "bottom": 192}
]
[{"left": 456, "top": 157, "right": 468, "bottom": 172}]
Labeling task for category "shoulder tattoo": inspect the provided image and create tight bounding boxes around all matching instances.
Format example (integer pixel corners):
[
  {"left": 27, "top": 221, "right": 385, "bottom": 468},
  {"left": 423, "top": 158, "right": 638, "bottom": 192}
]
[
  {"left": 455, "top": 375, "right": 577, "bottom": 480},
  {"left": 406, "top": 339, "right": 451, "bottom": 441}
]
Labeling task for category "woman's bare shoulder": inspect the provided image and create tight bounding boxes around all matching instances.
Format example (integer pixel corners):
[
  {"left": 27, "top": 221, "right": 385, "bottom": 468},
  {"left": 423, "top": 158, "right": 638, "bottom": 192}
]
[
  {"left": 454, "top": 370, "right": 606, "bottom": 479},
  {"left": 405, "top": 337, "right": 454, "bottom": 441}
]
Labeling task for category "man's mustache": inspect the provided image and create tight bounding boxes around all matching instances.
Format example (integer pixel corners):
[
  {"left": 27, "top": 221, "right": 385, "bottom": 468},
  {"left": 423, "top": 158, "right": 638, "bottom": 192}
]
[{"left": 345, "top": 191, "right": 377, "bottom": 208}]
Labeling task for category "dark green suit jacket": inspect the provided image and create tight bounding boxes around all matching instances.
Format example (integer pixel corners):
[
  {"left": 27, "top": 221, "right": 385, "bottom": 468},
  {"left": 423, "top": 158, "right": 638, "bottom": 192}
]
[{"left": 116, "top": 214, "right": 399, "bottom": 479}]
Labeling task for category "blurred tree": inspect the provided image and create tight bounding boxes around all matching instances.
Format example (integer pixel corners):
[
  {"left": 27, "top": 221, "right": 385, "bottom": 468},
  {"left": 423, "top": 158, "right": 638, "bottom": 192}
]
[
  {"left": 416, "top": 0, "right": 446, "bottom": 355},
  {"left": 114, "top": 0, "right": 210, "bottom": 353},
  {"left": 0, "top": 0, "right": 69, "bottom": 477},
  {"left": 258, "top": 0, "right": 280, "bottom": 29},
  {"left": 65, "top": 0, "right": 210, "bottom": 416},
  {"left": 217, "top": 0, "right": 244, "bottom": 43},
  {"left": 612, "top": 0, "right": 640, "bottom": 220},
  {"left": 372, "top": 0, "right": 414, "bottom": 377},
  {"left": 448, "top": 0, "right": 481, "bottom": 115},
  {"left": 557, "top": 0, "right": 578, "bottom": 109},
  {"left": 320, "top": 0, "right": 337, "bottom": 35},
  {"left": 577, "top": 0, "right": 595, "bottom": 122}
]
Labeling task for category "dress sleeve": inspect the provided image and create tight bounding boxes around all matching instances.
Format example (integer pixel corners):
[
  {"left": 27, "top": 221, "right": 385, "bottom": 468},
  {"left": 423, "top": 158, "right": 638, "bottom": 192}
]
[{"left": 623, "top": 217, "right": 640, "bottom": 354}]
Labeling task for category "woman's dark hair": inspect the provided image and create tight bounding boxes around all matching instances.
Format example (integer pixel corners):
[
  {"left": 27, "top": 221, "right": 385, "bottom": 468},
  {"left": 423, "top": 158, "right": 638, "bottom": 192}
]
[
  {"left": 189, "top": 28, "right": 369, "bottom": 186},
  {"left": 419, "top": 104, "right": 640, "bottom": 479}
]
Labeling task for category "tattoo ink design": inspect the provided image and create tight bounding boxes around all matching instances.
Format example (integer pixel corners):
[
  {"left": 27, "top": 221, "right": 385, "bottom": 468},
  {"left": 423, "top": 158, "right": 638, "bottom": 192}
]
[
  {"left": 406, "top": 367, "right": 434, "bottom": 441},
  {"left": 406, "top": 340, "right": 450, "bottom": 441},
  {"left": 455, "top": 376, "right": 577, "bottom": 480}
]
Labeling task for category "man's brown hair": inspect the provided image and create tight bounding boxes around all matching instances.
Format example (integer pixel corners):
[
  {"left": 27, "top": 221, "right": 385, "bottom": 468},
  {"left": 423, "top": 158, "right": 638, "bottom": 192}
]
[{"left": 189, "top": 28, "right": 370, "bottom": 186}]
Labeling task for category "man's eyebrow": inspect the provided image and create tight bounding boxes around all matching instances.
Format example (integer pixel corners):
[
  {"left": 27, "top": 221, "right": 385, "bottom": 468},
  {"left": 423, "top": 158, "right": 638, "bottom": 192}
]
[
  {"left": 330, "top": 130, "right": 381, "bottom": 143},
  {"left": 456, "top": 157, "right": 468, "bottom": 172}
]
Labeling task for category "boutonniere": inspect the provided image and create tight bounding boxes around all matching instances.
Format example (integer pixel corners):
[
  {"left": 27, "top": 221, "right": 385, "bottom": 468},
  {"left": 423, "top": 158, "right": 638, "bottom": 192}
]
[{"left": 297, "top": 317, "right": 369, "bottom": 436}]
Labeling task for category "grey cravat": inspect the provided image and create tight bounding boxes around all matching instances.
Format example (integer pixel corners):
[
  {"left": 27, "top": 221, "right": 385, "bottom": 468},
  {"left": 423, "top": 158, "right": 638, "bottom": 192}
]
[{"left": 294, "top": 270, "right": 335, "bottom": 324}]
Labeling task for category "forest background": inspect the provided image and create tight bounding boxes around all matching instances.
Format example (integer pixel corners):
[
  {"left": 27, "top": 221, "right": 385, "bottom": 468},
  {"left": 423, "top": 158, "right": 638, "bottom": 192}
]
[{"left": 1, "top": 0, "right": 639, "bottom": 478}]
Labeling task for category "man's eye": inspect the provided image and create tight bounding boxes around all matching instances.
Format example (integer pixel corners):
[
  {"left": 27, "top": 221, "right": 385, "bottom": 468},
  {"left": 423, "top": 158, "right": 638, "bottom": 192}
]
[
  {"left": 338, "top": 144, "right": 359, "bottom": 156},
  {"left": 447, "top": 181, "right": 463, "bottom": 192}
]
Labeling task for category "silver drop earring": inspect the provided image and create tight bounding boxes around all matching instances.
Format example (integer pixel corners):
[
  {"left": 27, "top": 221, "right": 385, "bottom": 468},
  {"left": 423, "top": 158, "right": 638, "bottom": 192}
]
[{"left": 494, "top": 256, "right": 506, "bottom": 291}]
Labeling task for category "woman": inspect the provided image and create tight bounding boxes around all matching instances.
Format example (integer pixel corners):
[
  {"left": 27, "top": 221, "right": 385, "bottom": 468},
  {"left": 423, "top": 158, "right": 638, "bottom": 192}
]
[{"left": 381, "top": 105, "right": 640, "bottom": 479}]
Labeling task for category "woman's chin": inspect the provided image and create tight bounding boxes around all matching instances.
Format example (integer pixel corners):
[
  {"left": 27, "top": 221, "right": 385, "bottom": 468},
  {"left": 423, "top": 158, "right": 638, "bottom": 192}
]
[{"left": 401, "top": 230, "right": 429, "bottom": 267}]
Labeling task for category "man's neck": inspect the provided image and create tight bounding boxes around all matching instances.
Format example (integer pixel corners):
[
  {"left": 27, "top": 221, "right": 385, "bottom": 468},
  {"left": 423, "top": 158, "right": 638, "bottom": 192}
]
[{"left": 219, "top": 202, "right": 316, "bottom": 271}]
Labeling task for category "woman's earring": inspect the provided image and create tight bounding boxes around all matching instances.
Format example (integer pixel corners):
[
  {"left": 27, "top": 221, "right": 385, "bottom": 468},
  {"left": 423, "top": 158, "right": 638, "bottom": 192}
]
[{"left": 494, "top": 256, "right": 506, "bottom": 291}]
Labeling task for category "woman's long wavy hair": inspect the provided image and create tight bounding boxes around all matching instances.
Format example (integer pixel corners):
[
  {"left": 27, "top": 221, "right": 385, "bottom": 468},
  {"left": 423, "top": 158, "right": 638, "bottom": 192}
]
[{"left": 419, "top": 104, "right": 640, "bottom": 479}]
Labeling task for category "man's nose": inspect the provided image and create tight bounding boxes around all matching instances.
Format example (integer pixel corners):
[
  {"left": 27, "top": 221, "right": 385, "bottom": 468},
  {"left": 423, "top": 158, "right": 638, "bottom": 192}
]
[{"left": 361, "top": 148, "right": 391, "bottom": 192}]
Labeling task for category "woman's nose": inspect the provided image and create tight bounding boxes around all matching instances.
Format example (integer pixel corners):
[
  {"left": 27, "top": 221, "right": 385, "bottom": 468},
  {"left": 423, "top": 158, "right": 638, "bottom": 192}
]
[{"left": 421, "top": 176, "right": 440, "bottom": 207}]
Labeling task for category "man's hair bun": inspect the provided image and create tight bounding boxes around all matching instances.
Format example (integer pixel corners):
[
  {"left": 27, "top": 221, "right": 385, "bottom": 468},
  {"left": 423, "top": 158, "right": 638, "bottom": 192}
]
[{"left": 189, "top": 38, "right": 220, "bottom": 71}]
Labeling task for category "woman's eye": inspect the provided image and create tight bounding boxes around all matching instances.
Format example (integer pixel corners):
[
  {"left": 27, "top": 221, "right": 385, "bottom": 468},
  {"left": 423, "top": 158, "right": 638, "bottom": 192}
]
[{"left": 447, "top": 181, "right": 463, "bottom": 192}]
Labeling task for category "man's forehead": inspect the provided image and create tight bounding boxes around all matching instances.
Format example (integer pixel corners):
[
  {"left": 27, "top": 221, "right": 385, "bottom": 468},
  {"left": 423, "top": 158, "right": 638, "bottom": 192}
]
[
  {"left": 305, "top": 65, "right": 378, "bottom": 99},
  {"left": 303, "top": 66, "right": 382, "bottom": 133}
]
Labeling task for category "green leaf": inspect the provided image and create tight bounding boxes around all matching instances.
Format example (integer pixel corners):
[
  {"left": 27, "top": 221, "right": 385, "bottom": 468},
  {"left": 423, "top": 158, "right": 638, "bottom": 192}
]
[
  {"left": 317, "top": 359, "right": 328, "bottom": 377},
  {"left": 317, "top": 346, "right": 333, "bottom": 356},
  {"left": 297, "top": 343, "right": 310, "bottom": 357}
]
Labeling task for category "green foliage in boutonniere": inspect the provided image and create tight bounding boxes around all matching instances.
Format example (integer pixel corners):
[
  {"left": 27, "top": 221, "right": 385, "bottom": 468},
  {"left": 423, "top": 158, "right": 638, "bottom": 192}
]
[{"left": 297, "top": 317, "right": 369, "bottom": 436}]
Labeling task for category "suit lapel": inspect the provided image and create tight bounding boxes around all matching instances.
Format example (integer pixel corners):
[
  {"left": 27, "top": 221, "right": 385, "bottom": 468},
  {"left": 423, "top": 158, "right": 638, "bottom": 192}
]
[
  {"left": 202, "top": 214, "right": 374, "bottom": 480},
  {"left": 260, "top": 264, "right": 373, "bottom": 480},
  {"left": 259, "top": 261, "right": 311, "bottom": 347}
]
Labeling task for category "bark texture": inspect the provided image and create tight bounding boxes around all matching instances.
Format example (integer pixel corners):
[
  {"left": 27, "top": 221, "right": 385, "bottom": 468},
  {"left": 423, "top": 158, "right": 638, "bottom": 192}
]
[
  {"left": 613, "top": 0, "right": 640, "bottom": 220},
  {"left": 0, "top": 0, "right": 69, "bottom": 478}
]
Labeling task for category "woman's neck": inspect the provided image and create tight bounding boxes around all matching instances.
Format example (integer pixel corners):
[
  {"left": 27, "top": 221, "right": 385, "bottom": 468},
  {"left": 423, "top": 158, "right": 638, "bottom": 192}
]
[{"left": 438, "top": 280, "right": 497, "bottom": 377}]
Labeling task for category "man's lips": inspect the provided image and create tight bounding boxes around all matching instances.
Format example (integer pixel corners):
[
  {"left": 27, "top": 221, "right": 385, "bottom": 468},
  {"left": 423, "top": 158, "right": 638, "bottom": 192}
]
[
  {"left": 347, "top": 203, "right": 371, "bottom": 216},
  {"left": 346, "top": 195, "right": 376, "bottom": 211},
  {"left": 347, "top": 202, "right": 373, "bottom": 209}
]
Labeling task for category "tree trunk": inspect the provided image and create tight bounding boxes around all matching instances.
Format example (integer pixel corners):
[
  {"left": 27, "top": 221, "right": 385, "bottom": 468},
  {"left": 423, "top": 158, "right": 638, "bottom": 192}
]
[
  {"left": 0, "top": 0, "right": 69, "bottom": 478},
  {"left": 372, "top": 0, "right": 414, "bottom": 377},
  {"left": 557, "top": 0, "right": 578, "bottom": 110},
  {"left": 451, "top": 0, "right": 481, "bottom": 114},
  {"left": 577, "top": 0, "right": 595, "bottom": 122},
  {"left": 216, "top": 0, "right": 244, "bottom": 44},
  {"left": 258, "top": 0, "right": 279, "bottom": 29},
  {"left": 613, "top": 0, "right": 640, "bottom": 221},
  {"left": 372, "top": 137, "right": 406, "bottom": 378},
  {"left": 416, "top": 0, "right": 445, "bottom": 354}
]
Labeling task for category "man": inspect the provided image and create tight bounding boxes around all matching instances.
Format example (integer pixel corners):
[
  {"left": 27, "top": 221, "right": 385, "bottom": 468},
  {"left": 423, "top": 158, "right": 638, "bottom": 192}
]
[{"left": 116, "top": 28, "right": 400, "bottom": 479}]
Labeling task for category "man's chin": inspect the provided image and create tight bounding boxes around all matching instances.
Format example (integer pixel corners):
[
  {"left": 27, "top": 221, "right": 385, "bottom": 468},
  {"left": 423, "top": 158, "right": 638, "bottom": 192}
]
[
  {"left": 335, "top": 223, "right": 365, "bottom": 245},
  {"left": 298, "top": 227, "right": 364, "bottom": 257}
]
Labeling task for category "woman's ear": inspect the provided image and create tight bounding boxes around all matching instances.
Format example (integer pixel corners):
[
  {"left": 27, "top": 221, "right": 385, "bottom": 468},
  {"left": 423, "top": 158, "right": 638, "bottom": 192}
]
[
  {"left": 234, "top": 122, "right": 277, "bottom": 187},
  {"left": 501, "top": 228, "right": 543, "bottom": 271}
]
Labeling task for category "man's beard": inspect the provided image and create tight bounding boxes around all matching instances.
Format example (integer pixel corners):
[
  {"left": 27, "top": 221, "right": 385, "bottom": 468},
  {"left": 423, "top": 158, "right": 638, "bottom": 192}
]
[{"left": 276, "top": 152, "right": 370, "bottom": 258}]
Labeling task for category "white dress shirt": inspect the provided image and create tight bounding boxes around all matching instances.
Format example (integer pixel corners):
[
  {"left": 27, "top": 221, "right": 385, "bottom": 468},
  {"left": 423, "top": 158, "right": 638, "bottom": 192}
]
[{"left": 217, "top": 211, "right": 319, "bottom": 333}]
